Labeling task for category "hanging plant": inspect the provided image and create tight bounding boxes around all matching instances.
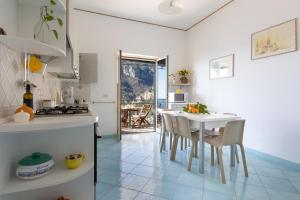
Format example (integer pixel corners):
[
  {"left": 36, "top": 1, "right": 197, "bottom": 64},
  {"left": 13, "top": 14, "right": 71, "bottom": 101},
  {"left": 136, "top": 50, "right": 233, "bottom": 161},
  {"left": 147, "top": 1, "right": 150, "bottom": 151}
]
[{"left": 34, "top": 0, "right": 63, "bottom": 41}]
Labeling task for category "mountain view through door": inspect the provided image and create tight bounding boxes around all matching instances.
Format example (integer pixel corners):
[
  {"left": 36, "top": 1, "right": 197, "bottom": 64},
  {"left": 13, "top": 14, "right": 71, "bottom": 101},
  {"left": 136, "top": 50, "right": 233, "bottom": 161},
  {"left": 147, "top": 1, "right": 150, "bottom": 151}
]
[{"left": 120, "top": 59, "right": 156, "bottom": 134}]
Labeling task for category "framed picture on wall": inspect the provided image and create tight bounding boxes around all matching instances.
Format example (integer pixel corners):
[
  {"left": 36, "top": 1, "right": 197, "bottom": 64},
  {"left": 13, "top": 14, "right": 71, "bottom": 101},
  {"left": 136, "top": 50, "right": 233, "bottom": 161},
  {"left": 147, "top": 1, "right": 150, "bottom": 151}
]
[
  {"left": 251, "top": 18, "right": 297, "bottom": 60},
  {"left": 209, "top": 54, "right": 234, "bottom": 79}
]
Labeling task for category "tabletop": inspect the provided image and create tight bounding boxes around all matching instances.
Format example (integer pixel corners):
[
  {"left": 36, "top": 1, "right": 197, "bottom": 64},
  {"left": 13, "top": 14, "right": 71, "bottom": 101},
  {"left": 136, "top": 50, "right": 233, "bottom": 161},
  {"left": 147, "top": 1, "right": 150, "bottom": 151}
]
[{"left": 161, "top": 111, "right": 241, "bottom": 122}]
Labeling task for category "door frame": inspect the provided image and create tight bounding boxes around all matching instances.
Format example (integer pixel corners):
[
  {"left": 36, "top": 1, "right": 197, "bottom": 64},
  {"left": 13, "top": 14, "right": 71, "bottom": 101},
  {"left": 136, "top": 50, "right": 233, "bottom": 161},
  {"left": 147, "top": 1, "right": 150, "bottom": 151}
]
[
  {"left": 117, "top": 52, "right": 169, "bottom": 138},
  {"left": 117, "top": 50, "right": 122, "bottom": 140},
  {"left": 156, "top": 56, "right": 169, "bottom": 132}
]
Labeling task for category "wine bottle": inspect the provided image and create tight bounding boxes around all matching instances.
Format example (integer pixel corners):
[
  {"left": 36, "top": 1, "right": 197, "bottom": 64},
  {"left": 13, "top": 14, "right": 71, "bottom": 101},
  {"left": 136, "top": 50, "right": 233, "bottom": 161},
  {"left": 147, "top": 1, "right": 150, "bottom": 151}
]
[{"left": 23, "top": 84, "right": 33, "bottom": 109}]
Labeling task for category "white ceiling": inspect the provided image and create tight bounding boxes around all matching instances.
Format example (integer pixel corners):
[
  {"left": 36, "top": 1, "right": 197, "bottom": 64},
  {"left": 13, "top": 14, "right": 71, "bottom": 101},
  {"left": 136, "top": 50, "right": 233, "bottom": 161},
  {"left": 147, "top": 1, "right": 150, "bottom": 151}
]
[{"left": 72, "top": 0, "right": 233, "bottom": 30}]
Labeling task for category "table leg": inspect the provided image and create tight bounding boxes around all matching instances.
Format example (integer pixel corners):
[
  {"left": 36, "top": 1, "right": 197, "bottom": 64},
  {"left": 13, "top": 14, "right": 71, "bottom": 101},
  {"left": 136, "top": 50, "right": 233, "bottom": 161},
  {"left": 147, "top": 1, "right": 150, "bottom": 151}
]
[
  {"left": 230, "top": 144, "right": 236, "bottom": 167},
  {"left": 198, "top": 122, "right": 205, "bottom": 174}
]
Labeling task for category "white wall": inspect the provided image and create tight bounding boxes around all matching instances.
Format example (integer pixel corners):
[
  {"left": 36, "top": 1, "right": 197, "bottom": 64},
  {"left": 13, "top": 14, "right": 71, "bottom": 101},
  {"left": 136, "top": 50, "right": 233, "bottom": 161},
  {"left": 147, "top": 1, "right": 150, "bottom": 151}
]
[
  {"left": 186, "top": 0, "right": 300, "bottom": 163},
  {"left": 0, "top": 0, "right": 18, "bottom": 35},
  {"left": 72, "top": 10, "right": 186, "bottom": 135}
]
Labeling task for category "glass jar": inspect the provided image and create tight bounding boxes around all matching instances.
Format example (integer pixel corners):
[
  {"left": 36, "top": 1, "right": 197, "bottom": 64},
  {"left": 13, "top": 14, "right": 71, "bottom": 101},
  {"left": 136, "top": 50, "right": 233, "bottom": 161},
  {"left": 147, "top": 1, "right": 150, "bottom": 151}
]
[{"left": 33, "top": 6, "right": 51, "bottom": 43}]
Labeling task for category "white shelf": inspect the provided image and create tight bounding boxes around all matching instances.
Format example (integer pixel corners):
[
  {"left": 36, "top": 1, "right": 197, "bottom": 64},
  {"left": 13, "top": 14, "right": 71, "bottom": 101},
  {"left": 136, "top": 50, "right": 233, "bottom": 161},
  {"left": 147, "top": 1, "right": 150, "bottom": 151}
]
[
  {"left": 0, "top": 35, "right": 66, "bottom": 57},
  {"left": 0, "top": 161, "right": 93, "bottom": 195},
  {"left": 18, "top": 0, "right": 66, "bottom": 13},
  {"left": 169, "top": 83, "right": 192, "bottom": 86}
]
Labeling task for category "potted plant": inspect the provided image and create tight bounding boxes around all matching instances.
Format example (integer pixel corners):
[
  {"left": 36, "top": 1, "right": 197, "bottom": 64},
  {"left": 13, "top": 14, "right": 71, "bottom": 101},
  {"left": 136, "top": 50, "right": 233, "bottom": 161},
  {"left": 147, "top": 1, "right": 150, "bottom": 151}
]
[{"left": 177, "top": 69, "right": 191, "bottom": 84}]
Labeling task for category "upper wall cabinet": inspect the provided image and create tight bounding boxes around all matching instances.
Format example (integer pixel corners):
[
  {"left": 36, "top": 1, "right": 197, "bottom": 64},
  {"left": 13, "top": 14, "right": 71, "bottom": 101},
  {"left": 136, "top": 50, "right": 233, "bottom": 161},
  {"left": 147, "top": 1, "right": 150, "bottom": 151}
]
[
  {"left": 0, "top": 0, "right": 66, "bottom": 56},
  {"left": 79, "top": 53, "right": 98, "bottom": 83}
]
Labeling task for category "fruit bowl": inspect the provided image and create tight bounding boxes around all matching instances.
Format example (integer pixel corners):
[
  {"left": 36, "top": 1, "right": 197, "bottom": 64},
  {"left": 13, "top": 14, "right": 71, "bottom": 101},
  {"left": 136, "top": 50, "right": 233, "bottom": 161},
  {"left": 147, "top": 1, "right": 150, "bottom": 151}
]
[{"left": 183, "top": 102, "right": 209, "bottom": 114}]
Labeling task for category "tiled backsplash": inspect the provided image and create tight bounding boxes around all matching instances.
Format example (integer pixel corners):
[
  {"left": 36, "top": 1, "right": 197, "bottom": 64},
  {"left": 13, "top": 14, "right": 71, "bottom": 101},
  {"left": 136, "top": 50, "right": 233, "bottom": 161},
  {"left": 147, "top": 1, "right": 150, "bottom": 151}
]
[
  {"left": 0, "top": 43, "right": 61, "bottom": 118},
  {"left": 61, "top": 82, "right": 91, "bottom": 103}
]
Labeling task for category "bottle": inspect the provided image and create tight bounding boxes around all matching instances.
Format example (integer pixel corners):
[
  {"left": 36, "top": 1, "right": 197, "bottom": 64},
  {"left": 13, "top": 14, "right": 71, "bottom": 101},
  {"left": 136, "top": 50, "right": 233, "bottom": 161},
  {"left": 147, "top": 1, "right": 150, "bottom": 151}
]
[{"left": 23, "top": 84, "right": 33, "bottom": 109}]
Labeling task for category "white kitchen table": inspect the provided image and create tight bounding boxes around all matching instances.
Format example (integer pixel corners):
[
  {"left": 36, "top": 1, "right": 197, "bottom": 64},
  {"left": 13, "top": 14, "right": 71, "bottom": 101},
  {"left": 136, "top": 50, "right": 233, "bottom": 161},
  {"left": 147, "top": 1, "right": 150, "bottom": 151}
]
[{"left": 161, "top": 111, "right": 241, "bottom": 174}]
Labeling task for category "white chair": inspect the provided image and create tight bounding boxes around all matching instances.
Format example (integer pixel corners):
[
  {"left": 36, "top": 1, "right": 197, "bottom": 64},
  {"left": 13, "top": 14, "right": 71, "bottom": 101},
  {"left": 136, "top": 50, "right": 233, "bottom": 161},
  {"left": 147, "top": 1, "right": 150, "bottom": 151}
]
[
  {"left": 160, "top": 112, "right": 175, "bottom": 152},
  {"left": 205, "top": 120, "right": 248, "bottom": 184},
  {"left": 206, "top": 113, "right": 240, "bottom": 165},
  {"left": 170, "top": 116, "right": 199, "bottom": 171}
]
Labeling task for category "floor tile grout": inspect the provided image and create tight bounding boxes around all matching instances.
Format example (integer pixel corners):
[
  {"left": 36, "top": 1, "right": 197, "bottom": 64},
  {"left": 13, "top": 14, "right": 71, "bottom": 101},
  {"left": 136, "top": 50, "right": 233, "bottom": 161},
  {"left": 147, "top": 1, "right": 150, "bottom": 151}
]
[{"left": 97, "top": 133, "right": 300, "bottom": 200}]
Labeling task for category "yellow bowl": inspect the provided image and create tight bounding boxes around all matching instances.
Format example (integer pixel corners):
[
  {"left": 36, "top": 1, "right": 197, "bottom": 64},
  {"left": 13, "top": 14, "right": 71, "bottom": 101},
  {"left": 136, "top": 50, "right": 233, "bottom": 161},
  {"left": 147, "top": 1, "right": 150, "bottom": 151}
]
[{"left": 64, "top": 154, "right": 85, "bottom": 169}]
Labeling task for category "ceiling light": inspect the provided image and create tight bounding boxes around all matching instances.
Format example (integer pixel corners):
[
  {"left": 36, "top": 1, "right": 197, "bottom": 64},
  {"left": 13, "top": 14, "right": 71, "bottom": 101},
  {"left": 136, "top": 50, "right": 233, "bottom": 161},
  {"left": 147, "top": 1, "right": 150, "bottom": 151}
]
[{"left": 159, "top": 0, "right": 182, "bottom": 15}]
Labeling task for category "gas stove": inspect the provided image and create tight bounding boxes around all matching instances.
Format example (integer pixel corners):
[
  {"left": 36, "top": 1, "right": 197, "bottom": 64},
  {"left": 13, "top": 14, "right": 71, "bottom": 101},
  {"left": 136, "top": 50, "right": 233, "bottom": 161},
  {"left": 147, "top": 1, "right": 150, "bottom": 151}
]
[{"left": 35, "top": 105, "right": 89, "bottom": 116}]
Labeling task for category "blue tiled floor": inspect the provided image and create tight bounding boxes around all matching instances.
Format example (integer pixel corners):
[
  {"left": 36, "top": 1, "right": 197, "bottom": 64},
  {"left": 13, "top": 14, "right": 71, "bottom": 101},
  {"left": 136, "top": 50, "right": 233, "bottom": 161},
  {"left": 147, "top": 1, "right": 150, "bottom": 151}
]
[{"left": 96, "top": 133, "right": 300, "bottom": 200}]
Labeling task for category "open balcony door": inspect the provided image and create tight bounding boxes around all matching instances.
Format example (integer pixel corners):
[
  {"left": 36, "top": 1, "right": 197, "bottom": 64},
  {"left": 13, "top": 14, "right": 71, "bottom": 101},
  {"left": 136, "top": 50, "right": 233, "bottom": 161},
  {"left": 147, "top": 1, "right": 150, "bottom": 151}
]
[
  {"left": 117, "top": 50, "right": 122, "bottom": 140},
  {"left": 156, "top": 56, "right": 169, "bottom": 131}
]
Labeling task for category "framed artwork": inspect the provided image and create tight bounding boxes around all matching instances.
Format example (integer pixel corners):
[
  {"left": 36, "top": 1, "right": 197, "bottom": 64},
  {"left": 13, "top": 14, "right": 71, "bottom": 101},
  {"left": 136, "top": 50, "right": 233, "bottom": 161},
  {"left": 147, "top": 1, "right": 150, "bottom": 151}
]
[
  {"left": 209, "top": 54, "right": 234, "bottom": 79},
  {"left": 251, "top": 18, "right": 297, "bottom": 60}
]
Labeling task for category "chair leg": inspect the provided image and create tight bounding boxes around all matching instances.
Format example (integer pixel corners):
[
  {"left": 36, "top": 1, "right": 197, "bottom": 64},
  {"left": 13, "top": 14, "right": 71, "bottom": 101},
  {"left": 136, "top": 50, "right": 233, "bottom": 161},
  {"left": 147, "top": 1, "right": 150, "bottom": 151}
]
[
  {"left": 170, "top": 133, "right": 173, "bottom": 150},
  {"left": 217, "top": 147, "right": 226, "bottom": 184},
  {"left": 239, "top": 144, "right": 248, "bottom": 177},
  {"left": 163, "top": 132, "right": 166, "bottom": 151},
  {"left": 180, "top": 136, "right": 183, "bottom": 150},
  {"left": 235, "top": 145, "right": 240, "bottom": 163},
  {"left": 194, "top": 141, "right": 198, "bottom": 157},
  {"left": 170, "top": 135, "right": 179, "bottom": 160},
  {"left": 188, "top": 141, "right": 195, "bottom": 171},
  {"left": 210, "top": 145, "right": 214, "bottom": 166},
  {"left": 216, "top": 147, "right": 220, "bottom": 165},
  {"left": 160, "top": 131, "right": 165, "bottom": 152}
]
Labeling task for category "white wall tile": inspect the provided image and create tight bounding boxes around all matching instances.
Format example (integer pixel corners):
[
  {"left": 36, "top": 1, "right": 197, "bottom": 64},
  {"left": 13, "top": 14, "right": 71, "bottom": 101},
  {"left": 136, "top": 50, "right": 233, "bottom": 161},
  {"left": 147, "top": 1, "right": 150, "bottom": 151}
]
[{"left": 0, "top": 43, "right": 61, "bottom": 118}]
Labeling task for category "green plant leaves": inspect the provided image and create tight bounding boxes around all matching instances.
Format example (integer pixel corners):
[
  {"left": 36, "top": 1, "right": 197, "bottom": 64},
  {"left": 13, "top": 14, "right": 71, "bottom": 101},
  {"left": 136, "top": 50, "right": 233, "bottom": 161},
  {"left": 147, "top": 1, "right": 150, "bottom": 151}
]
[
  {"left": 50, "top": 0, "right": 56, "bottom": 5},
  {"left": 52, "top": 30, "right": 58, "bottom": 40},
  {"left": 57, "top": 18, "right": 63, "bottom": 27},
  {"left": 46, "top": 15, "right": 54, "bottom": 21},
  {"left": 39, "top": 0, "right": 62, "bottom": 40}
]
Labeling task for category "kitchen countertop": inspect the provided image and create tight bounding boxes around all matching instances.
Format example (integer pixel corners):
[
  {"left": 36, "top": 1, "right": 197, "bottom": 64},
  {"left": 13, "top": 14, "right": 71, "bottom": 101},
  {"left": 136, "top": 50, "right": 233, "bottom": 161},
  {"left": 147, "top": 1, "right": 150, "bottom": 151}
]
[{"left": 0, "top": 112, "right": 98, "bottom": 134}]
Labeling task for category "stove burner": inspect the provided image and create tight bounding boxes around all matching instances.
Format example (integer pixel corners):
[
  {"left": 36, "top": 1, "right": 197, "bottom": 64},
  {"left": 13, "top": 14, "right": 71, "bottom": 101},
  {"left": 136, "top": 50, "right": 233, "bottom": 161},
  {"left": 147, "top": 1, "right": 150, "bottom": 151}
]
[{"left": 36, "top": 105, "right": 89, "bottom": 116}]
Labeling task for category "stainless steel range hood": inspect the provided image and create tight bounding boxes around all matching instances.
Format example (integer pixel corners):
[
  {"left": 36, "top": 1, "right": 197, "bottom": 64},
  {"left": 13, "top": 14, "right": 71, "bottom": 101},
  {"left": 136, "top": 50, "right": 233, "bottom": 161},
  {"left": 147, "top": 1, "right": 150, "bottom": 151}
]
[{"left": 47, "top": 34, "right": 79, "bottom": 80}]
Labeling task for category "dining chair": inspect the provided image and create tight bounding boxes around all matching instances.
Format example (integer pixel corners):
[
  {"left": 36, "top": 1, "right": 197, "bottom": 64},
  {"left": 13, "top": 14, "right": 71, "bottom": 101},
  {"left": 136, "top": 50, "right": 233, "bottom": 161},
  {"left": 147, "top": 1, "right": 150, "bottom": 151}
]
[
  {"left": 121, "top": 109, "right": 129, "bottom": 128},
  {"left": 132, "top": 104, "right": 152, "bottom": 128},
  {"left": 205, "top": 120, "right": 248, "bottom": 184},
  {"left": 207, "top": 113, "right": 240, "bottom": 165},
  {"left": 170, "top": 116, "right": 199, "bottom": 171},
  {"left": 160, "top": 113, "right": 175, "bottom": 152}
]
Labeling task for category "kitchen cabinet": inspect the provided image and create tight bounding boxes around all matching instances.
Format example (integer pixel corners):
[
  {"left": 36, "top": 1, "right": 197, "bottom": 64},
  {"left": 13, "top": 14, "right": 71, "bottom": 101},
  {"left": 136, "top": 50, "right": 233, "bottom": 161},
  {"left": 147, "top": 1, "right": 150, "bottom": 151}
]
[
  {"left": 0, "top": 114, "right": 97, "bottom": 200},
  {"left": 0, "top": 0, "right": 67, "bottom": 84},
  {"left": 79, "top": 53, "right": 98, "bottom": 83},
  {"left": 17, "top": 0, "right": 67, "bottom": 55}
]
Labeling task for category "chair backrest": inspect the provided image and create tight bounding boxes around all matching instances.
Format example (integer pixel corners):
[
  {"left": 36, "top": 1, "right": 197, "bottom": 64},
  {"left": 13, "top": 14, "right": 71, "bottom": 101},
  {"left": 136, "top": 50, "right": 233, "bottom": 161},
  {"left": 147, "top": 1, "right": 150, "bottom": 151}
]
[
  {"left": 140, "top": 104, "right": 152, "bottom": 116},
  {"left": 175, "top": 116, "right": 192, "bottom": 138},
  {"left": 162, "top": 113, "right": 174, "bottom": 133},
  {"left": 222, "top": 120, "right": 245, "bottom": 145}
]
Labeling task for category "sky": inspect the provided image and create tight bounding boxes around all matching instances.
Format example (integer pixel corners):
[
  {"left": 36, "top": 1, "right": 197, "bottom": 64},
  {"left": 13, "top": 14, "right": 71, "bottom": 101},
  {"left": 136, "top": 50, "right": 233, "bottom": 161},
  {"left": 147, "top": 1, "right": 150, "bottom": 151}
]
[{"left": 157, "top": 66, "right": 167, "bottom": 99}]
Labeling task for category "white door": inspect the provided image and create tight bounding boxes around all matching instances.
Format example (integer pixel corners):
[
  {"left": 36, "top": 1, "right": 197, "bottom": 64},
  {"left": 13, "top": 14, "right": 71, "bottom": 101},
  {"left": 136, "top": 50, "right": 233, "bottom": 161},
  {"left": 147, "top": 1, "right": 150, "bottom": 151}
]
[{"left": 156, "top": 56, "right": 169, "bottom": 131}]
